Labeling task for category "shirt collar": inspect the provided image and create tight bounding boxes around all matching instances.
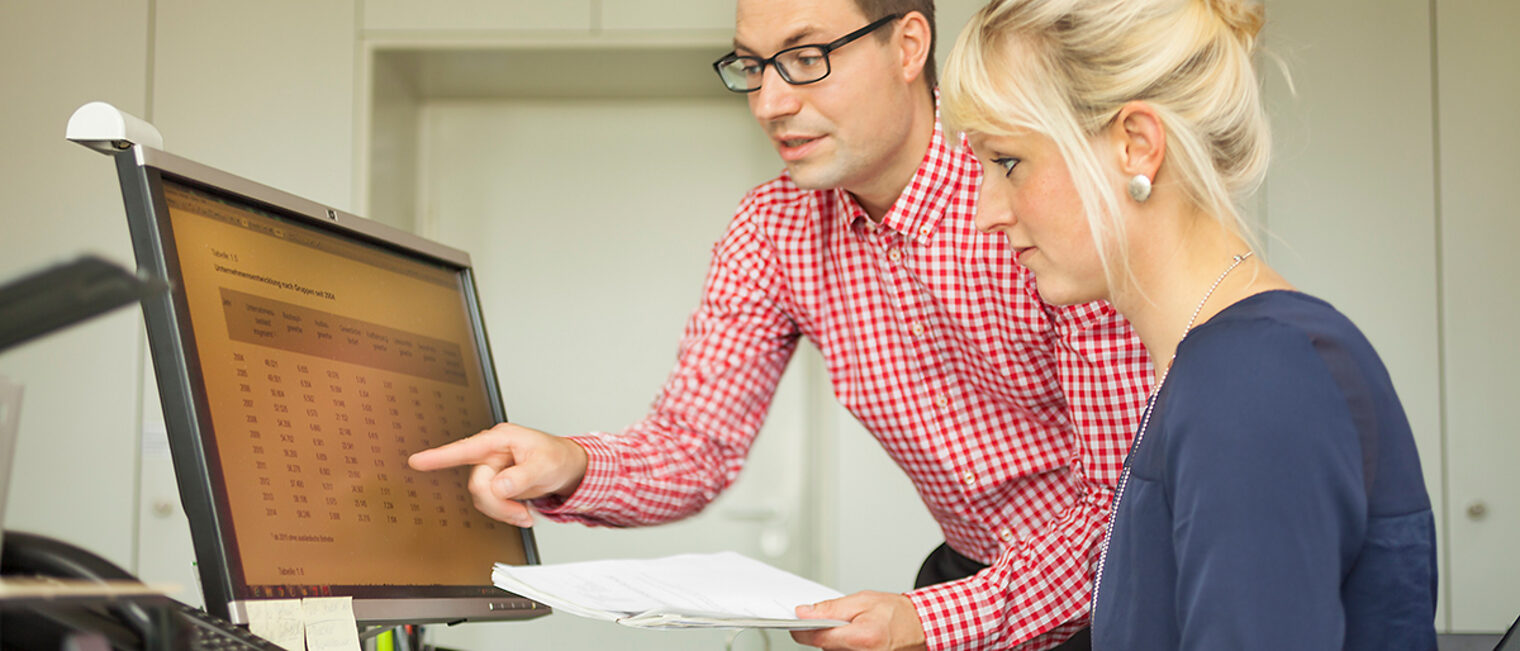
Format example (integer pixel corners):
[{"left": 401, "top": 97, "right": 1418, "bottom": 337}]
[{"left": 841, "top": 102, "right": 972, "bottom": 244}]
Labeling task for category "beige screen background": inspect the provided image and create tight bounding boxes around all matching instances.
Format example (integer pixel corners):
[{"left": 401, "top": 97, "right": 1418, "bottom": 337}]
[{"left": 163, "top": 181, "right": 526, "bottom": 594}]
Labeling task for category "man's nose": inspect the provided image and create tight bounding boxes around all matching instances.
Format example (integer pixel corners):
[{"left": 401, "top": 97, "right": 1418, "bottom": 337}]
[{"left": 749, "top": 64, "right": 801, "bottom": 122}]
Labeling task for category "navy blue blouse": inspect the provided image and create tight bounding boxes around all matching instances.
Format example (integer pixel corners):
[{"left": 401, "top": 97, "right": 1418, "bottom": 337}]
[{"left": 1091, "top": 291, "right": 1437, "bottom": 650}]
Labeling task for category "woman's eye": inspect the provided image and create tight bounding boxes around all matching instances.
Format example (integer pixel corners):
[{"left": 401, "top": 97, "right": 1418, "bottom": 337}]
[{"left": 993, "top": 157, "right": 1020, "bottom": 177}]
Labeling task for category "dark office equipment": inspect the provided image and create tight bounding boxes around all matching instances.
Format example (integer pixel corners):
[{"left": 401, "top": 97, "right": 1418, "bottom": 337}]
[
  {"left": 0, "top": 255, "right": 166, "bottom": 353},
  {"left": 0, "top": 530, "right": 282, "bottom": 650},
  {"left": 1496, "top": 612, "right": 1520, "bottom": 651}
]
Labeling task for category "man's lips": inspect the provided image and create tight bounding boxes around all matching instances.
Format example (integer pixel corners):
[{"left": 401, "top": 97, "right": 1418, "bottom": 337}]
[{"left": 774, "top": 134, "right": 825, "bottom": 162}]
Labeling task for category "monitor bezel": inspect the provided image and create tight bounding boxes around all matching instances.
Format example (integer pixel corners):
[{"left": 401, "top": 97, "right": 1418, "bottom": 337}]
[{"left": 112, "top": 145, "right": 545, "bottom": 625}]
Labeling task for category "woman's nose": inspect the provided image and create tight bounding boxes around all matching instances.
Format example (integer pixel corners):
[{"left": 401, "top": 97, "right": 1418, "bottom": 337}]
[{"left": 973, "top": 177, "right": 1014, "bottom": 233}]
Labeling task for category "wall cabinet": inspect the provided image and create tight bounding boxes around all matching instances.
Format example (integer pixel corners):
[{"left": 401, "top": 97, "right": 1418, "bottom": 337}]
[
  {"left": 601, "top": 0, "right": 735, "bottom": 31},
  {"left": 362, "top": 0, "right": 594, "bottom": 33}
]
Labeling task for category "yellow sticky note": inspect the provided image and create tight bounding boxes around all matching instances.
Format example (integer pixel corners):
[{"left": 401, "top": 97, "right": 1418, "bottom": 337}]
[
  {"left": 302, "top": 596, "right": 361, "bottom": 651},
  {"left": 245, "top": 599, "right": 305, "bottom": 651}
]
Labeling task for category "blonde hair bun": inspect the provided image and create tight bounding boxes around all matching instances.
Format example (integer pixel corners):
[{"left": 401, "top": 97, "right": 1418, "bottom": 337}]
[{"left": 1206, "top": 0, "right": 1265, "bottom": 44}]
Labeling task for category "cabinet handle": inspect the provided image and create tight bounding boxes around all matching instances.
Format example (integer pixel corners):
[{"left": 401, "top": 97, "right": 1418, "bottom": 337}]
[{"left": 1467, "top": 500, "right": 1488, "bottom": 521}]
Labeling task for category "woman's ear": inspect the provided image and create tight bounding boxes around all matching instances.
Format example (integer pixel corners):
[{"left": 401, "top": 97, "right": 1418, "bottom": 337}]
[
  {"left": 896, "top": 12, "right": 932, "bottom": 85},
  {"left": 1112, "top": 101, "right": 1166, "bottom": 180}
]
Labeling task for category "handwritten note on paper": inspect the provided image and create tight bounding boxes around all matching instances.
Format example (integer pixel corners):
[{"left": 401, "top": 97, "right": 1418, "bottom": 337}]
[
  {"left": 245, "top": 599, "right": 305, "bottom": 651},
  {"left": 302, "top": 596, "right": 361, "bottom": 651}
]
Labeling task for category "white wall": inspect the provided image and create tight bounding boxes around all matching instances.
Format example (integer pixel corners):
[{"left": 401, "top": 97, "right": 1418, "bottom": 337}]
[
  {"left": 0, "top": 0, "right": 151, "bottom": 571},
  {"left": 152, "top": 0, "right": 358, "bottom": 210}
]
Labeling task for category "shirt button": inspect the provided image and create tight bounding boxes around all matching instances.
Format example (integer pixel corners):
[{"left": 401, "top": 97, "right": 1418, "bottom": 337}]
[
  {"left": 936, "top": 396, "right": 949, "bottom": 408},
  {"left": 910, "top": 322, "right": 926, "bottom": 336},
  {"left": 962, "top": 471, "right": 976, "bottom": 486},
  {"left": 887, "top": 248, "right": 902, "bottom": 262},
  {"left": 999, "top": 528, "right": 1013, "bottom": 542}
]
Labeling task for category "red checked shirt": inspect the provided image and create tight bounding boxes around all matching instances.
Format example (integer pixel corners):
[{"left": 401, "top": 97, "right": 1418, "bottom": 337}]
[{"left": 533, "top": 117, "right": 1151, "bottom": 650}]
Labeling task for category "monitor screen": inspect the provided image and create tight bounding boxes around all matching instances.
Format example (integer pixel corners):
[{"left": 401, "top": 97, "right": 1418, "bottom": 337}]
[{"left": 113, "top": 147, "right": 544, "bottom": 625}]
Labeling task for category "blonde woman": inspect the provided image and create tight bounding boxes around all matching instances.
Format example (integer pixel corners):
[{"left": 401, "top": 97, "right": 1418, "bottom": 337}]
[{"left": 941, "top": 0, "right": 1437, "bottom": 648}]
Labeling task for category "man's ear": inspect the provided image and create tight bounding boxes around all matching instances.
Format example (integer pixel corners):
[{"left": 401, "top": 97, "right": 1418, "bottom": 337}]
[
  {"left": 896, "top": 12, "right": 932, "bottom": 85},
  {"left": 1112, "top": 101, "right": 1166, "bottom": 180}
]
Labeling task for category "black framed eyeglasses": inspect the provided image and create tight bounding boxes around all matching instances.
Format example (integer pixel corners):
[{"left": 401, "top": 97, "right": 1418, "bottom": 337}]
[{"left": 712, "top": 14, "right": 902, "bottom": 93}]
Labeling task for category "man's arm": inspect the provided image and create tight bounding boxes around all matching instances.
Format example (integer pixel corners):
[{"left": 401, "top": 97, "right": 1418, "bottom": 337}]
[
  {"left": 905, "top": 496, "right": 1108, "bottom": 650},
  {"left": 789, "top": 488, "right": 1107, "bottom": 651},
  {"left": 912, "top": 297, "right": 1148, "bottom": 650},
  {"left": 413, "top": 209, "right": 802, "bottom": 528},
  {"left": 888, "top": 297, "right": 1148, "bottom": 650}
]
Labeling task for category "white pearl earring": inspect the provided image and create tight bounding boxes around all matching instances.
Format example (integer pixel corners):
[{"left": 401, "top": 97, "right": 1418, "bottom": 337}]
[{"left": 1127, "top": 174, "right": 1152, "bottom": 203}]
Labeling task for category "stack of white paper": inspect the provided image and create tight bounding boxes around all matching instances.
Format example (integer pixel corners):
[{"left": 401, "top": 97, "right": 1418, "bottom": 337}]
[{"left": 491, "top": 551, "right": 848, "bottom": 630}]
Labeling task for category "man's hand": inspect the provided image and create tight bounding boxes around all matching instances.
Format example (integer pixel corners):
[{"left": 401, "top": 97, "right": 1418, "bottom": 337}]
[
  {"left": 407, "top": 422, "right": 589, "bottom": 527},
  {"left": 790, "top": 591, "right": 927, "bottom": 651}
]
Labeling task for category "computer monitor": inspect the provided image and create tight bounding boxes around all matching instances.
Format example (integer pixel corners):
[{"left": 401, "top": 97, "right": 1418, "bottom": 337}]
[
  {"left": 1498, "top": 613, "right": 1520, "bottom": 651},
  {"left": 109, "top": 145, "right": 546, "bottom": 625}
]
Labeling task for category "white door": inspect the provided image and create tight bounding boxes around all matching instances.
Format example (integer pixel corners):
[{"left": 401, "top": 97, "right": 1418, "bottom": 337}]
[{"left": 1435, "top": 0, "right": 1520, "bottom": 633}]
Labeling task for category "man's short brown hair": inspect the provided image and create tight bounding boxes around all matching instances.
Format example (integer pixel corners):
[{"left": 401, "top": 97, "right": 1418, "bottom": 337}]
[{"left": 853, "top": 0, "right": 937, "bottom": 88}]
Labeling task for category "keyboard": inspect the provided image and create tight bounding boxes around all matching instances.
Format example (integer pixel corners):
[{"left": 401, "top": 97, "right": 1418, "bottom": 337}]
[{"left": 155, "top": 598, "right": 285, "bottom": 650}]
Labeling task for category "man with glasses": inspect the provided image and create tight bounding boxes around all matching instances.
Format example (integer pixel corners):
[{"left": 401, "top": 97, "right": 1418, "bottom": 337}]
[{"left": 409, "top": 0, "right": 1148, "bottom": 649}]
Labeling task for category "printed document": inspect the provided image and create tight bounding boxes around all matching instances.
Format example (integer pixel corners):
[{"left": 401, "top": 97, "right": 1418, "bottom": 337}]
[{"left": 491, "top": 551, "right": 848, "bottom": 630}]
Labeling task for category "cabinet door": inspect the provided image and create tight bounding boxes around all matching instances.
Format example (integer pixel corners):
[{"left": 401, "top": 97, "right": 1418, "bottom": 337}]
[
  {"left": 600, "top": 0, "right": 735, "bottom": 31},
  {"left": 1438, "top": 0, "right": 1520, "bottom": 633},
  {"left": 363, "top": 0, "right": 593, "bottom": 32}
]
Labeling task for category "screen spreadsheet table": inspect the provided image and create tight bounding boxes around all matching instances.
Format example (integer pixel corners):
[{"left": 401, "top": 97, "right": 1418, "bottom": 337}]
[{"left": 159, "top": 180, "right": 526, "bottom": 597}]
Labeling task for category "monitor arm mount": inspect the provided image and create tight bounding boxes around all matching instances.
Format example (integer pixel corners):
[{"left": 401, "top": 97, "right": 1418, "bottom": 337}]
[{"left": 66, "top": 101, "right": 163, "bottom": 155}]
